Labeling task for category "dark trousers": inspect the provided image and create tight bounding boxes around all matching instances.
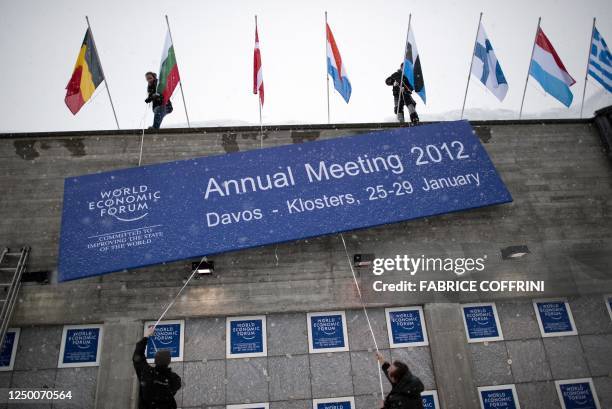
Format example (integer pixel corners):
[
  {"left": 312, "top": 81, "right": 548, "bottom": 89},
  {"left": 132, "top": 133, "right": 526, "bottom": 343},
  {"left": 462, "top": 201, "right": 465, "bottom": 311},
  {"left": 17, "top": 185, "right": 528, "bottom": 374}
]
[
  {"left": 152, "top": 105, "right": 168, "bottom": 129},
  {"left": 394, "top": 92, "right": 417, "bottom": 115}
]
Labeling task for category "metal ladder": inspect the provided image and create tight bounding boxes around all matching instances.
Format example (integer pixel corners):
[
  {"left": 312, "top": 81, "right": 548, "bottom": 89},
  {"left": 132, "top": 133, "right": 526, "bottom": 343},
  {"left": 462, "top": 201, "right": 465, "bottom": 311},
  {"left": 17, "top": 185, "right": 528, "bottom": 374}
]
[{"left": 0, "top": 247, "right": 30, "bottom": 345}]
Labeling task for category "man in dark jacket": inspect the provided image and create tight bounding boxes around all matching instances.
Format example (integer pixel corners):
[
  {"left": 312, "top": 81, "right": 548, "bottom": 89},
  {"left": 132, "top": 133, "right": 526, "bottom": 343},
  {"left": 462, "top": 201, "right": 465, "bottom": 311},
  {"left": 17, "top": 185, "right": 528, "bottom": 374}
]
[
  {"left": 133, "top": 326, "right": 182, "bottom": 409},
  {"left": 376, "top": 352, "right": 424, "bottom": 409},
  {"left": 145, "top": 72, "right": 173, "bottom": 129},
  {"left": 385, "top": 65, "right": 419, "bottom": 125}
]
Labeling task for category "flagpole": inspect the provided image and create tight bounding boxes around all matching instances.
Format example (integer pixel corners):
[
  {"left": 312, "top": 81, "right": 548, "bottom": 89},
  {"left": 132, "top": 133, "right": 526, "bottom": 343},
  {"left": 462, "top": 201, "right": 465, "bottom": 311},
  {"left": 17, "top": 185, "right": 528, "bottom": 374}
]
[
  {"left": 325, "top": 11, "right": 330, "bottom": 124},
  {"left": 519, "top": 17, "right": 541, "bottom": 119},
  {"left": 165, "top": 15, "right": 191, "bottom": 128},
  {"left": 580, "top": 18, "right": 596, "bottom": 119},
  {"left": 256, "top": 14, "right": 263, "bottom": 148},
  {"left": 258, "top": 100, "right": 263, "bottom": 148},
  {"left": 85, "top": 16, "right": 120, "bottom": 130},
  {"left": 460, "top": 12, "right": 483, "bottom": 119},
  {"left": 397, "top": 14, "right": 412, "bottom": 122}
]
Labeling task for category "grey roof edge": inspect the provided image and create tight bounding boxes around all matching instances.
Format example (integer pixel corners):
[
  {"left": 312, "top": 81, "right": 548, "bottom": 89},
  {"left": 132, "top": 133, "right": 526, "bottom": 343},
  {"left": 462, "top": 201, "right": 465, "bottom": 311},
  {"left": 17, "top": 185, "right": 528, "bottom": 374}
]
[{"left": 0, "top": 117, "right": 594, "bottom": 140}]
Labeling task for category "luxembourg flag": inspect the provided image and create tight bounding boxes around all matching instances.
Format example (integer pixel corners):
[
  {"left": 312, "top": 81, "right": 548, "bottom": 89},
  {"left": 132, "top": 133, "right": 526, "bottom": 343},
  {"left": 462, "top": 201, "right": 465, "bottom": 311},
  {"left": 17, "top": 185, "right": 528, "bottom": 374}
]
[
  {"left": 326, "top": 23, "right": 352, "bottom": 103},
  {"left": 529, "top": 28, "right": 576, "bottom": 107}
]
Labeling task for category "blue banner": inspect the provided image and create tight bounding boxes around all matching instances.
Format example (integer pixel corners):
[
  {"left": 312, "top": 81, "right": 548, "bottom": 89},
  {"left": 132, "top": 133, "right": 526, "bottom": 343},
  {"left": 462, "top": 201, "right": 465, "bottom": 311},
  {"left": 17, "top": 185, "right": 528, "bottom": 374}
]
[
  {"left": 422, "top": 391, "right": 439, "bottom": 408},
  {"left": 227, "top": 406, "right": 268, "bottom": 409},
  {"left": 315, "top": 400, "right": 353, "bottom": 409},
  {"left": 558, "top": 381, "right": 599, "bottom": 409},
  {"left": 60, "top": 326, "right": 101, "bottom": 367},
  {"left": 0, "top": 330, "right": 17, "bottom": 369},
  {"left": 387, "top": 307, "right": 427, "bottom": 346},
  {"left": 462, "top": 304, "right": 502, "bottom": 342},
  {"left": 535, "top": 300, "right": 575, "bottom": 335},
  {"left": 58, "top": 121, "right": 511, "bottom": 281},
  {"left": 479, "top": 387, "right": 518, "bottom": 409},
  {"left": 228, "top": 317, "right": 266, "bottom": 357},
  {"left": 309, "top": 313, "right": 347, "bottom": 352},
  {"left": 146, "top": 322, "right": 183, "bottom": 361}
]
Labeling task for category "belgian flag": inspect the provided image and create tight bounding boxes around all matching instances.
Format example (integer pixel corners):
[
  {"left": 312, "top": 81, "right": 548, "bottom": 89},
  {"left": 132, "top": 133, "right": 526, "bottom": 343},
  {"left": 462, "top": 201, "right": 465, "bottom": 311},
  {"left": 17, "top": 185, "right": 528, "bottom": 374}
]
[{"left": 65, "top": 28, "right": 104, "bottom": 115}]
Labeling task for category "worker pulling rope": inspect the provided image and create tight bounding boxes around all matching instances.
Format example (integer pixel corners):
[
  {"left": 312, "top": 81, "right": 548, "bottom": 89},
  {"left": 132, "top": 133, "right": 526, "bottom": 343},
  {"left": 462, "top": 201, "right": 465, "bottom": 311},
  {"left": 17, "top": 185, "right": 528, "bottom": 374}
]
[
  {"left": 148, "top": 256, "right": 207, "bottom": 352},
  {"left": 339, "top": 233, "right": 385, "bottom": 401},
  {"left": 140, "top": 225, "right": 382, "bottom": 401}
]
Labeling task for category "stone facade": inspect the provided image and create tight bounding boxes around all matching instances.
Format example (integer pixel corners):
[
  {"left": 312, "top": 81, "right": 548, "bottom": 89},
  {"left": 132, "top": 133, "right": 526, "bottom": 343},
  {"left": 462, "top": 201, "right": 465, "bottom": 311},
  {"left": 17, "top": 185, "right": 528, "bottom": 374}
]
[{"left": 0, "top": 120, "right": 611, "bottom": 408}]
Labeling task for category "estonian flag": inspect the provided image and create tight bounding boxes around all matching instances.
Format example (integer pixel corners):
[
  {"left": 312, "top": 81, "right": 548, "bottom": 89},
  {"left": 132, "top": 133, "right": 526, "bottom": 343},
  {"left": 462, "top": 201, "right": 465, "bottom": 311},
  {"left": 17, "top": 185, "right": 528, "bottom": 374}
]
[{"left": 403, "top": 25, "right": 426, "bottom": 104}]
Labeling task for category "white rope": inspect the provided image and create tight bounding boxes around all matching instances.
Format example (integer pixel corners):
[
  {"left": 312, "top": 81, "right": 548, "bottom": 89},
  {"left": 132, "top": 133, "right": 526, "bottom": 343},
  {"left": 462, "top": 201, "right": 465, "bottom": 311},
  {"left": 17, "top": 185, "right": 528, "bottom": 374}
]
[
  {"left": 149, "top": 256, "right": 207, "bottom": 352},
  {"left": 339, "top": 233, "right": 385, "bottom": 401},
  {"left": 137, "top": 103, "right": 150, "bottom": 167},
  {"left": 274, "top": 244, "right": 279, "bottom": 267}
]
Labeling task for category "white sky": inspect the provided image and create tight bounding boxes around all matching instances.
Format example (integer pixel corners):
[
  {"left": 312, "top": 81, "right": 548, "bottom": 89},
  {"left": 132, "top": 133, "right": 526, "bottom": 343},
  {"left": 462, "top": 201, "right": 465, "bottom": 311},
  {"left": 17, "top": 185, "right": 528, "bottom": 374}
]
[{"left": 0, "top": 0, "right": 610, "bottom": 132}]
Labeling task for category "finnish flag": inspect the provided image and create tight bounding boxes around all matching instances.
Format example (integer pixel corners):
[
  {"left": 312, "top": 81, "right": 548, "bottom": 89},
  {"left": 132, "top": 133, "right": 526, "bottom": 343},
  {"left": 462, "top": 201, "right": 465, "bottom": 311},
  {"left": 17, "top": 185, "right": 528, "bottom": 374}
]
[{"left": 471, "top": 23, "right": 509, "bottom": 101}]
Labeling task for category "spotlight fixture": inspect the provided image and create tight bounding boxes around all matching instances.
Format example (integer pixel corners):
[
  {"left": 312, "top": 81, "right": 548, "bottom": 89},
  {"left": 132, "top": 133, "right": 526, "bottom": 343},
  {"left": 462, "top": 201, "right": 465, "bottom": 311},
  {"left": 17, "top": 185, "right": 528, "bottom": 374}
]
[
  {"left": 501, "top": 245, "right": 530, "bottom": 260},
  {"left": 192, "top": 260, "right": 214, "bottom": 274},
  {"left": 353, "top": 254, "right": 375, "bottom": 268},
  {"left": 21, "top": 270, "right": 50, "bottom": 284}
]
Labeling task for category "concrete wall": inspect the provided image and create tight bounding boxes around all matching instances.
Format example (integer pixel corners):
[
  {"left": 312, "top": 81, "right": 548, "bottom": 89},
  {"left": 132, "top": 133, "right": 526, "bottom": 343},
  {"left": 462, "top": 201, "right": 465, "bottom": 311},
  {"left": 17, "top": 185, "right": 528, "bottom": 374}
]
[
  {"left": 0, "top": 324, "right": 97, "bottom": 408},
  {"left": 1, "top": 121, "right": 611, "bottom": 325},
  {"left": 1, "top": 120, "right": 611, "bottom": 408},
  {"left": 470, "top": 295, "right": 612, "bottom": 409},
  {"left": 1, "top": 296, "right": 610, "bottom": 408}
]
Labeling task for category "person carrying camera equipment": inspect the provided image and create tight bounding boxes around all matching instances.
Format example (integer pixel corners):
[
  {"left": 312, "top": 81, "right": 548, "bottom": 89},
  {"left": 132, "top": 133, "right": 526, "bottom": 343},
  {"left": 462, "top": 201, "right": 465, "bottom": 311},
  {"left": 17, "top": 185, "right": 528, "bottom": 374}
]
[
  {"left": 133, "top": 326, "right": 182, "bottom": 409},
  {"left": 376, "top": 352, "right": 425, "bottom": 409},
  {"left": 385, "top": 65, "right": 419, "bottom": 125},
  {"left": 145, "top": 72, "right": 173, "bottom": 129}
]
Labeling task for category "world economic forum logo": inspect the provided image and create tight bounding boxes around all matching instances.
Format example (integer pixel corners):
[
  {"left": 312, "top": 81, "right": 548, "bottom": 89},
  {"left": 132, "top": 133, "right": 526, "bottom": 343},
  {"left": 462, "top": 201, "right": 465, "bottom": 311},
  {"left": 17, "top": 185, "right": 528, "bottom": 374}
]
[
  {"left": 393, "top": 312, "right": 417, "bottom": 330},
  {"left": 154, "top": 325, "right": 179, "bottom": 346},
  {"left": 314, "top": 317, "right": 341, "bottom": 335},
  {"left": 467, "top": 308, "right": 492, "bottom": 326},
  {"left": 87, "top": 184, "right": 161, "bottom": 222},
  {"left": 233, "top": 321, "right": 260, "bottom": 340},
  {"left": 69, "top": 329, "right": 97, "bottom": 349}
]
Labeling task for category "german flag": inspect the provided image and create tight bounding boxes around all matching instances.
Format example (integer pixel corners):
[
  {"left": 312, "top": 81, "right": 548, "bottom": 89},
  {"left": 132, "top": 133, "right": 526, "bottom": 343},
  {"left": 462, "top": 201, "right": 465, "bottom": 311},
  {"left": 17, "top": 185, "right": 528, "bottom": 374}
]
[{"left": 65, "top": 28, "right": 104, "bottom": 115}]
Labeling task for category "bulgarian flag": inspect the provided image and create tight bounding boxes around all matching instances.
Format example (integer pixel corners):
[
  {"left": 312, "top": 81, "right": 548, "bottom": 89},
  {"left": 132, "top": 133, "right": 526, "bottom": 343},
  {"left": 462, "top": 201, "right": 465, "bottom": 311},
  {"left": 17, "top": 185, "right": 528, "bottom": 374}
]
[{"left": 157, "top": 29, "right": 180, "bottom": 104}]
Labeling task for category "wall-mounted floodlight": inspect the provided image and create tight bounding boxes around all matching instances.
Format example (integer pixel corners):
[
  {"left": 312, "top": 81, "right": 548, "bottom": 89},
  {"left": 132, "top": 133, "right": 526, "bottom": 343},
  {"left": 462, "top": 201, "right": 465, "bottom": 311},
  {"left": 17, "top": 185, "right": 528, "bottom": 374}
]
[
  {"left": 192, "top": 260, "right": 214, "bottom": 274},
  {"left": 21, "top": 270, "right": 50, "bottom": 284},
  {"left": 501, "top": 246, "right": 530, "bottom": 260},
  {"left": 353, "top": 254, "right": 375, "bottom": 268}
]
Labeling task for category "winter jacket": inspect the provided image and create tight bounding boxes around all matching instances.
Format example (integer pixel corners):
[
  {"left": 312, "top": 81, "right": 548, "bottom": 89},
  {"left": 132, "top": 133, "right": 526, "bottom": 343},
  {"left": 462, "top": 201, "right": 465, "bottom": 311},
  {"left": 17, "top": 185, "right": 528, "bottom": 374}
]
[
  {"left": 133, "top": 337, "right": 182, "bottom": 409},
  {"left": 385, "top": 70, "right": 415, "bottom": 97},
  {"left": 381, "top": 362, "right": 425, "bottom": 409},
  {"left": 145, "top": 79, "right": 165, "bottom": 109}
]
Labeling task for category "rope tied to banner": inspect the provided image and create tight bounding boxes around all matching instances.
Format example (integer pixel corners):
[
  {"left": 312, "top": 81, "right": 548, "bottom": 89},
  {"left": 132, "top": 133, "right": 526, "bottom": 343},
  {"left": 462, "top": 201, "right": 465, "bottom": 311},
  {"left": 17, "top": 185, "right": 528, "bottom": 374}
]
[
  {"left": 137, "top": 102, "right": 150, "bottom": 167},
  {"left": 148, "top": 256, "right": 207, "bottom": 352},
  {"left": 339, "top": 233, "right": 386, "bottom": 401}
]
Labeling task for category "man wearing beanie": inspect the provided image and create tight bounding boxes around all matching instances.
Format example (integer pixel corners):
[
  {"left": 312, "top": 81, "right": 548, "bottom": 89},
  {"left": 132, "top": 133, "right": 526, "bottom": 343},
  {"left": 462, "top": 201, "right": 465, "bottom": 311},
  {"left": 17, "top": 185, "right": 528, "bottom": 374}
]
[{"left": 133, "top": 326, "right": 182, "bottom": 409}]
